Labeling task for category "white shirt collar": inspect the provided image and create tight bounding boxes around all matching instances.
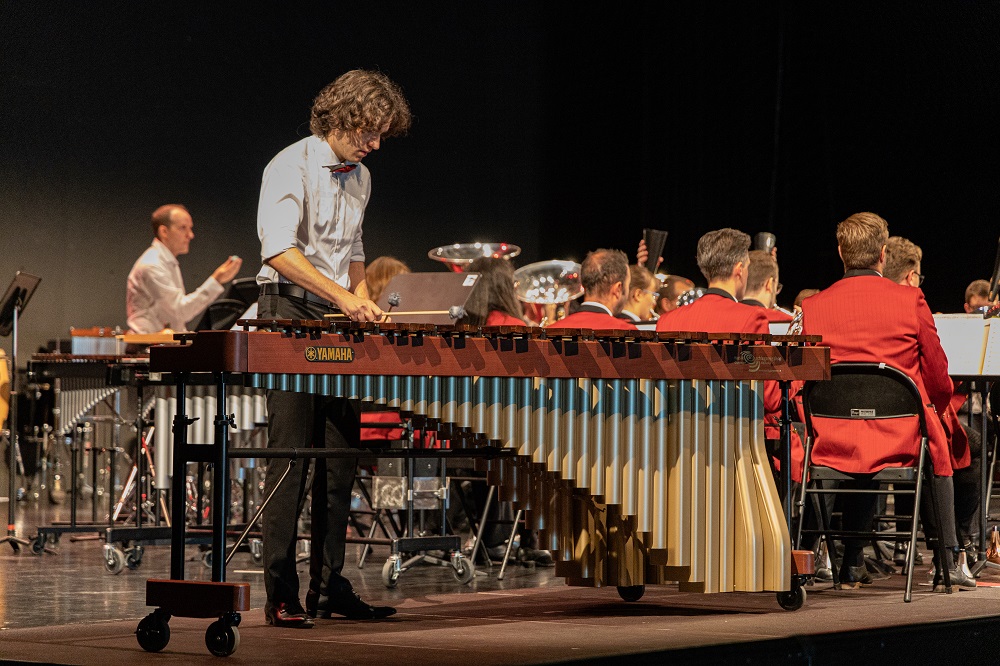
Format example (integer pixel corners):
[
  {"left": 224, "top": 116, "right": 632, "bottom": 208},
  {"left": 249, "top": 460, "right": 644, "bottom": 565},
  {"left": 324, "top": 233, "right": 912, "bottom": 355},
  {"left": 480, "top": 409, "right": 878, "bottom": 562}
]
[{"left": 152, "top": 238, "right": 179, "bottom": 267}]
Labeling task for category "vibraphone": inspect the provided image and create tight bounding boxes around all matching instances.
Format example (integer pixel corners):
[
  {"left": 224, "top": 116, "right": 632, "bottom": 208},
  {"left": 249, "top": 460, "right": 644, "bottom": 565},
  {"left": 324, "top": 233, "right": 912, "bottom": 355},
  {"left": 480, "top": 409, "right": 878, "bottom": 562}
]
[
  {"left": 25, "top": 354, "right": 146, "bottom": 548},
  {"left": 137, "top": 319, "right": 829, "bottom": 657},
  {"left": 25, "top": 354, "right": 265, "bottom": 565}
]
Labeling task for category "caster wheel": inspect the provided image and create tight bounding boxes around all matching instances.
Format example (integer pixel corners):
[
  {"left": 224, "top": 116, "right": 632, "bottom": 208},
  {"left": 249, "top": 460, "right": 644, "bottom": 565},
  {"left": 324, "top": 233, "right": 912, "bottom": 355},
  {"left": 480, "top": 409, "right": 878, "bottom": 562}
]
[
  {"left": 125, "top": 545, "right": 145, "bottom": 570},
  {"left": 617, "top": 585, "right": 645, "bottom": 602},
  {"left": 104, "top": 545, "right": 125, "bottom": 575},
  {"left": 382, "top": 556, "right": 400, "bottom": 588},
  {"left": 452, "top": 555, "right": 475, "bottom": 585},
  {"left": 31, "top": 535, "right": 46, "bottom": 555},
  {"left": 776, "top": 586, "right": 807, "bottom": 611},
  {"left": 202, "top": 550, "right": 213, "bottom": 569},
  {"left": 205, "top": 620, "right": 240, "bottom": 657},
  {"left": 136, "top": 613, "right": 170, "bottom": 652}
]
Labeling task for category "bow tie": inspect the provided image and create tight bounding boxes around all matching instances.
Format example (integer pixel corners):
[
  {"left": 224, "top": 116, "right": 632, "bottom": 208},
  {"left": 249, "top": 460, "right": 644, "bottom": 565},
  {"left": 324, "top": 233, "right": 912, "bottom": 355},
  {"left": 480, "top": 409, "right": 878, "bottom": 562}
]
[{"left": 326, "top": 163, "right": 357, "bottom": 174}]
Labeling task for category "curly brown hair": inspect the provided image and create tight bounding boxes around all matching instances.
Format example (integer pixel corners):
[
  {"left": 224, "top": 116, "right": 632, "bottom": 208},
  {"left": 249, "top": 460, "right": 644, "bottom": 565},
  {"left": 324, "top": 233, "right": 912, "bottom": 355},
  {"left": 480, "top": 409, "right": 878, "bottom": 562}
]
[{"left": 309, "top": 69, "right": 412, "bottom": 139}]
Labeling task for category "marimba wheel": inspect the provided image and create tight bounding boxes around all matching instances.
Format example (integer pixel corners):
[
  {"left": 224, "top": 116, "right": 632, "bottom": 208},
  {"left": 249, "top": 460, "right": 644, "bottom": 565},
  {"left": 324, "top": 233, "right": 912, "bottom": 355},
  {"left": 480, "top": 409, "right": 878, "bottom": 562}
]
[
  {"left": 205, "top": 619, "right": 240, "bottom": 657},
  {"left": 776, "top": 586, "right": 806, "bottom": 611},
  {"left": 136, "top": 612, "right": 170, "bottom": 652}
]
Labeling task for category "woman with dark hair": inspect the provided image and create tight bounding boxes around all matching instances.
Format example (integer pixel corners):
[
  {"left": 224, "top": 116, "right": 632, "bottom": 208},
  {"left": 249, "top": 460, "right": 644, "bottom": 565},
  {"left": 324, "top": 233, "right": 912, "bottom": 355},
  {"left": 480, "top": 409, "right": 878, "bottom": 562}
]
[
  {"left": 453, "top": 257, "right": 553, "bottom": 565},
  {"left": 461, "top": 257, "right": 525, "bottom": 326}
]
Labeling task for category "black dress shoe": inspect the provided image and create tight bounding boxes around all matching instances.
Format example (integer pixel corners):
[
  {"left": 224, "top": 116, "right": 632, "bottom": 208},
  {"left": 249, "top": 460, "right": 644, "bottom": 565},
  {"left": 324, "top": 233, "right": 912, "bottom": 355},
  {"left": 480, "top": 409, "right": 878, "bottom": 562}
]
[
  {"left": 264, "top": 601, "right": 315, "bottom": 628},
  {"left": 834, "top": 565, "right": 874, "bottom": 590},
  {"left": 308, "top": 590, "right": 396, "bottom": 620}
]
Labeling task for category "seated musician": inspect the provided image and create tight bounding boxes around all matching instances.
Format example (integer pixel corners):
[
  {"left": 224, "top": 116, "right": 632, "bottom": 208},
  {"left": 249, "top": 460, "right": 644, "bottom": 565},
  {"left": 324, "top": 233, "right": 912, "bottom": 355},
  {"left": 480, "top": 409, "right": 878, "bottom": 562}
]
[
  {"left": 656, "top": 228, "right": 803, "bottom": 485},
  {"left": 364, "top": 255, "right": 410, "bottom": 305},
  {"left": 551, "top": 249, "right": 638, "bottom": 330},
  {"left": 964, "top": 278, "right": 999, "bottom": 314},
  {"left": 126, "top": 204, "right": 242, "bottom": 334},
  {"left": 800, "top": 213, "right": 974, "bottom": 591},
  {"left": 461, "top": 257, "right": 529, "bottom": 326},
  {"left": 885, "top": 236, "right": 979, "bottom": 566},
  {"left": 616, "top": 264, "right": 660, "bottom": 323},
  {"left": 655, "top": 275, "right": 696, "bottom": 317},
  {"left": 792, "top": 288, "right": 820, "bottom": 314},
  {"left": 740, "top": 250, "right": 792, "bottom": 324},
  {"left": 451, "top": 257, "right": 555, "bottom": 565}
]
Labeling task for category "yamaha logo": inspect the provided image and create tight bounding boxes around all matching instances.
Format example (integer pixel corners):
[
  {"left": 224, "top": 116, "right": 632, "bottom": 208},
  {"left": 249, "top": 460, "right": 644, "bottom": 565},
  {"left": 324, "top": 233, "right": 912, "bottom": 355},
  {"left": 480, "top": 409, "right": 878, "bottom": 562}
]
[{"left": 305, "top": 346, "right": 355, "bottom": 362}]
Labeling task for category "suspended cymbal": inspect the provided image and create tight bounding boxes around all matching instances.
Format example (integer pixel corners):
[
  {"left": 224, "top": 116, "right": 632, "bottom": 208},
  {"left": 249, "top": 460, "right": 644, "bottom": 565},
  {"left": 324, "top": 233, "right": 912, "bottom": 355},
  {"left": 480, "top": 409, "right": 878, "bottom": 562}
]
[
  {"left": 427, "top": 242, "right": 521, "bottom": 272},
  {"left": 513, "top": 260, "right": 584, "bottom": 304}
]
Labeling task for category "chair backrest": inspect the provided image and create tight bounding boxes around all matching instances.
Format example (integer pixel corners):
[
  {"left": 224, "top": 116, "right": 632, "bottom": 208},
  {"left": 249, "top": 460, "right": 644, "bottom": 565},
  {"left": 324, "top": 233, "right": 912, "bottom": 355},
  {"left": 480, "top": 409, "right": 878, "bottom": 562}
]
[
  {"left": 801, "top": 361, "right": 928, "bottom": 439},
  {"left": 226, "top": 277, "right": 261, "bottom": 307},
  {"left": 195, "top": 298, "right": 251, "bottom": 331}
]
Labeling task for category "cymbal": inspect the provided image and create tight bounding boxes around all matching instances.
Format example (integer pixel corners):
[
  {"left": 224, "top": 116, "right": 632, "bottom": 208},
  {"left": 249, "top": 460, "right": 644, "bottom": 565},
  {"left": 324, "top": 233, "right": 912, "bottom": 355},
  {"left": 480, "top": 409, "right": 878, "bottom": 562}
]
[
  {"left": 513, "top": 260, "right": 584, "bottom": 304},
  {"left": 427, "top": 242, "right": 521, "bottom": 272}
]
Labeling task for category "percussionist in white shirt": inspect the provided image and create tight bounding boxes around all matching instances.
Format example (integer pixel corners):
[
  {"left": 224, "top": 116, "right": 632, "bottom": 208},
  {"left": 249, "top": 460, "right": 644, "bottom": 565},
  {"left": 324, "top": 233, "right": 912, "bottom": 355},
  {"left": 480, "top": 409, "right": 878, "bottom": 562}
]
[{"left": 126, "top": 203, "right": 242, "bottom": 334}]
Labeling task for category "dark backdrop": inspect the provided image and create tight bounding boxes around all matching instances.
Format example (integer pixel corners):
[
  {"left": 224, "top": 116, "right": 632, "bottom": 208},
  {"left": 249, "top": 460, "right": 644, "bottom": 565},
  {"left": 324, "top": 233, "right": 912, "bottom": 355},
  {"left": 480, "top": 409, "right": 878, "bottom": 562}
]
[{"left": 2, "top": 2, "right": 998, "bottom": 357}]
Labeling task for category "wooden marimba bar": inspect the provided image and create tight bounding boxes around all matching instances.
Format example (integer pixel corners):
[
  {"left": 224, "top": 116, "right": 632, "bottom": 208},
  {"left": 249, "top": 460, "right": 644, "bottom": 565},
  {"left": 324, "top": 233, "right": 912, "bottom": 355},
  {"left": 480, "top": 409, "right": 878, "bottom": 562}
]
[{"left": 150, "top": 319, "right": 830, "bottom": 596}]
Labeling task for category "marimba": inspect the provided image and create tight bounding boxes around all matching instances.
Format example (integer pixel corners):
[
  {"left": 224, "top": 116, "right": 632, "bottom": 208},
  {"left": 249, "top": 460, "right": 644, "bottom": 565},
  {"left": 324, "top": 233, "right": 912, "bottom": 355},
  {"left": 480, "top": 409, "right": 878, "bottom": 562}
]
[{"left": 138, "top": 319, "right": 829, "bottom": 656}]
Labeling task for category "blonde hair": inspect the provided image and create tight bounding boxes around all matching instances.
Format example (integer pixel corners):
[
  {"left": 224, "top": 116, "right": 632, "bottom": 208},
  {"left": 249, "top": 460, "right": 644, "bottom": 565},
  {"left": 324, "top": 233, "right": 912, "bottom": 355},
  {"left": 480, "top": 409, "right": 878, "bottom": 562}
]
[{"left": 837, "top": 212, "right": 889, "bottom": 270}]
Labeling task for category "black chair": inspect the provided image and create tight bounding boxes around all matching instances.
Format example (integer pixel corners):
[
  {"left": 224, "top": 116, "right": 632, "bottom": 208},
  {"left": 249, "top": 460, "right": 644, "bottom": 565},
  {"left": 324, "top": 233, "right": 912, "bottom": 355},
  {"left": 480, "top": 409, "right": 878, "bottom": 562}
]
[
  {"left": 194, "top": 298, "right": 251, "bottom": 331},
  {"left": 225, "top": 277, "right": 261, "bottom": 308},
  {"left": 795, "top": 362, "right": 948, "bottom": 602}
]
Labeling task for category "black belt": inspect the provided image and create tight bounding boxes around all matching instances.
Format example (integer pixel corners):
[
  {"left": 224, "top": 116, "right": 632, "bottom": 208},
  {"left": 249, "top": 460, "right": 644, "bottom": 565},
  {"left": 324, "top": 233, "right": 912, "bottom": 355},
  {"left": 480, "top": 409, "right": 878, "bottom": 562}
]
[{"left": 259, "top": 283, "right": 336, "bottom": 310}]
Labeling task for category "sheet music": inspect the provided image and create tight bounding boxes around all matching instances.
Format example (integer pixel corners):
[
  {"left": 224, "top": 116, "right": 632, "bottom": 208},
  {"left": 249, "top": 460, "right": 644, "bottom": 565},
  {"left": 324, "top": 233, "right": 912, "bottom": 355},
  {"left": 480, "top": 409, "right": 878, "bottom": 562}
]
[
  {"left": 934, "top": 314, "right": 989, "bottom": 376},
  {"left": 768, "top": 322, "right": 790, "bottom": 336}
]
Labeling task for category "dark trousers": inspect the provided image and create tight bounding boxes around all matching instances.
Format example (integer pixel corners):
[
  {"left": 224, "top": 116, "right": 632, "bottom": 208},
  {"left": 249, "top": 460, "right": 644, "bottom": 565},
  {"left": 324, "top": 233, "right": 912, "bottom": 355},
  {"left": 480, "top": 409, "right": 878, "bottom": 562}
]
[{"left": 258, "top": 293, "right": 360, "bottom": 606}]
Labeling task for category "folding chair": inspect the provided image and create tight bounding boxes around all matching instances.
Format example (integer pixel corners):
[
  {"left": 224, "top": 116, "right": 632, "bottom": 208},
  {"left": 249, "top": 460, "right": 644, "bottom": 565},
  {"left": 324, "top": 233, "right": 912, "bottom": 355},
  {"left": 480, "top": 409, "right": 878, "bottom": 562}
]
[{"left": 795, "top": 362, "right": 949, "bottom": 602}]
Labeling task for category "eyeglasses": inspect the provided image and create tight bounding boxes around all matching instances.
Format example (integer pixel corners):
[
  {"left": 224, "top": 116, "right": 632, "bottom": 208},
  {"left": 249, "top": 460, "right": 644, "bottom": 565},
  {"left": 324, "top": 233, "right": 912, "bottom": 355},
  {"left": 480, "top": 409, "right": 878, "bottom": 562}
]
[
  {"left": 641, "top": 289, "right": 659, "bottom": 301},
  {"left": 776, "top": 282, "right": 783, "bottom": 295},
  {"left": 917, "top": 273, "right": 925, "bottom": 287}
]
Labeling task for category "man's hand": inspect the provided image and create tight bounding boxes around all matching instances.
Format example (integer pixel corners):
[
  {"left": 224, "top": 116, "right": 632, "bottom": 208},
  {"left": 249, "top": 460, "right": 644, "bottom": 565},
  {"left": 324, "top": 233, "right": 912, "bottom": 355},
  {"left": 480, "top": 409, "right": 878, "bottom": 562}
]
[
  {"left": 212, "top": 256, "right": 243, "bottom": 284},
  {"left": 334, "top": 291, "right": 383, "bottom": 322}
]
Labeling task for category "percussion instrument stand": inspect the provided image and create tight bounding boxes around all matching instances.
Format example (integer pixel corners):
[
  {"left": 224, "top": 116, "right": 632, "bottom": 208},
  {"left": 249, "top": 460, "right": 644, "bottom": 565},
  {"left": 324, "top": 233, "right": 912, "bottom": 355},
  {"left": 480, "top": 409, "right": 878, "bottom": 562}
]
[
  {"left": 1, "top": 289, "right": 31, "bottom": 553},
  {"left": 971, "top": 379, "right": 999, "bottom": 577}
]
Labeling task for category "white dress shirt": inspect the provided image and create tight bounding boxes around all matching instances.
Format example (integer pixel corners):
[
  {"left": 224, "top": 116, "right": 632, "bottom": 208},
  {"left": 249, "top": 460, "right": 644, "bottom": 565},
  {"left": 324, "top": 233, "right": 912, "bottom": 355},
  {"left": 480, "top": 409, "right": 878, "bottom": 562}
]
[
  {"left": 255, "top": 135, "right": 369, "bottom": 287},
  {"left": 126, "top": 239, "right": 224, "bottom": 333}
]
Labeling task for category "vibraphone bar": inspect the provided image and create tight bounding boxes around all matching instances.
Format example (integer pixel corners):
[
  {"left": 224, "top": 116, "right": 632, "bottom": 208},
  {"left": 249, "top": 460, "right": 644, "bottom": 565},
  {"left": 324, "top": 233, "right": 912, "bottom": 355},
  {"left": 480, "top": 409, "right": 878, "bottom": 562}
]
[{"left": 137, "top": 320, "right": 829, "bottom": 656}]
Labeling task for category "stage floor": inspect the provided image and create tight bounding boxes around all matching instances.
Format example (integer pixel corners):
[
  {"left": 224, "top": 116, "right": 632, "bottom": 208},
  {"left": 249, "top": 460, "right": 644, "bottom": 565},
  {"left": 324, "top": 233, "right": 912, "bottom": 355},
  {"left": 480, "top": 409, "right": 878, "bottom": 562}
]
[{"left": 3, "top": 499, "right": 1000, "bottom": 665}]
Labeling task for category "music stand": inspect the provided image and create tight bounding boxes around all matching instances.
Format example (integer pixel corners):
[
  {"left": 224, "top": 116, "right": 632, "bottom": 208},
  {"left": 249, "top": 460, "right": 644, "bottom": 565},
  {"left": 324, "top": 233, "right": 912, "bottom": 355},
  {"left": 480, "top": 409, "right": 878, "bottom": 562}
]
[
  {"left": 375, "top": 272, "right": 480, "bottom": 325},
  {"left": 0, "top": 271, "right": 40, "bottom": 552}
]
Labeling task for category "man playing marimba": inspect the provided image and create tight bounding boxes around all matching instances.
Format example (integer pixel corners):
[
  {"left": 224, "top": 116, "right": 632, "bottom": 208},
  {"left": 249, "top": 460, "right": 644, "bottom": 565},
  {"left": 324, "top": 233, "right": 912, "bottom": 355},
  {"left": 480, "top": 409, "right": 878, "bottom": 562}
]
[{"left": 254, "top": 69, "right": 411, "bottom": 628}]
